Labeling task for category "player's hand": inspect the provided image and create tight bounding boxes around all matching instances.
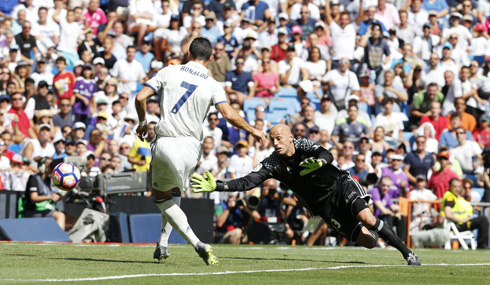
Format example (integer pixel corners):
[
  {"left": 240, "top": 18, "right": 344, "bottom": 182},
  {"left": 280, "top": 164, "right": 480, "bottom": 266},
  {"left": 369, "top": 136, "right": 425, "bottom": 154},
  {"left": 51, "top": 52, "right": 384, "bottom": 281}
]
[
  {"left": 191, "top": 172, "right": 217, "bottom": 193},
  {"left": 136, "top": 125, "right": 148, "bottom": 141},
  {"left": 299, "top": 157, "right": 327, "bottom": 176},
  {"left": 252, "top": 128, "right": 266, "bottom": 147}
]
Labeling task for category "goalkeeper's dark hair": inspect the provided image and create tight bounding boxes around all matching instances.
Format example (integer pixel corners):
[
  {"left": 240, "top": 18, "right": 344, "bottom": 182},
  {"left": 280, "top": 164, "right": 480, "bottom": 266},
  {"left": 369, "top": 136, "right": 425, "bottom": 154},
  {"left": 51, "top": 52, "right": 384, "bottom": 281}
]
[{"left": 189, "top": 37, "right": 213, "bottom": 61}]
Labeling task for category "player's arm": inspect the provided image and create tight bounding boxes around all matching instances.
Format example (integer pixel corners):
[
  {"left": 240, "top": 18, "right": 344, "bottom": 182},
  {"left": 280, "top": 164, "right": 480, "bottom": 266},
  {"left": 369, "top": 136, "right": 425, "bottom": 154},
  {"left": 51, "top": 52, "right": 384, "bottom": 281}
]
[
  {"left": 216, "top": 102, "right": 266, "bottom": 146},
  {"left": 192, "top": 167, "right": 272, "bottom": 193},
  {"left": 135, "top": 86, "right": 155, "bottom": 141},
  {"left": 298, "top": 140, "right": 334, "bottom": 176}
]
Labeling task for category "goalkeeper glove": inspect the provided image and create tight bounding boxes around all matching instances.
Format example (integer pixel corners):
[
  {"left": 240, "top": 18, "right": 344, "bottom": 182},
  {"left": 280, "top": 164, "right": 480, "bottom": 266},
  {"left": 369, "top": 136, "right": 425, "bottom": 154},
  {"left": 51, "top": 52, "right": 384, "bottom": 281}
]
[
  {"left": 299, "top": 157, "right": 327, "bottom": 176},
  {"left": 191, "top": 171, "right": 217, "bottom": 193}
]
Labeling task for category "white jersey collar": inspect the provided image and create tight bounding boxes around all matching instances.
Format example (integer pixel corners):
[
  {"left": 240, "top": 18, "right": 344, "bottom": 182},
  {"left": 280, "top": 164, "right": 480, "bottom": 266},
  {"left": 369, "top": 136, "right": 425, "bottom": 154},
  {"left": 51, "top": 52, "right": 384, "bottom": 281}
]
[{"left": 186, "top": 61, "right": 208, "bottom": 72}]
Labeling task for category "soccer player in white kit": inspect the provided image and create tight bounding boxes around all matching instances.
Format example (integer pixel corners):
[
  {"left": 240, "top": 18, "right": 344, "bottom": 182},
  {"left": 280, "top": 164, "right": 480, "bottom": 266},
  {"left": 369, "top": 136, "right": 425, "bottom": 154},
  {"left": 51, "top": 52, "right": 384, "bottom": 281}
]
[{"left": 135, "top": 37, "right": 265, "bottom": 265}]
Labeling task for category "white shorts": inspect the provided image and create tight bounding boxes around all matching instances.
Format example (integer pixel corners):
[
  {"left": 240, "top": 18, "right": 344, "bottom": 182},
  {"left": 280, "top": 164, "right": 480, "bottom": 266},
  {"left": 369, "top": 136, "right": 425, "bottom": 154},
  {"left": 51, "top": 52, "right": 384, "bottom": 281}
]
[{"left": 151, "top": 136, "right": 202, "bottom": 192}]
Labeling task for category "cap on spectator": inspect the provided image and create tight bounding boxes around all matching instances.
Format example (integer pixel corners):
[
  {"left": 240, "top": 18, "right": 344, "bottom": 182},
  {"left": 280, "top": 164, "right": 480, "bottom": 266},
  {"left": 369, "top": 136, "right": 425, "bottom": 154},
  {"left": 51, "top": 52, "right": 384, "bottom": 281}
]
[
  {"left": 170, "top": 14, "right": 180, "bottom": 21},
  {"left": 53, "top": 132, "right": 65, "bottom": 144},
  {"left": 97, "top": 111, "right": 108, "bottom": 120},
  {"left": 9, "top": 44, "right": 19, "bottom": 51},
  {"left": 438, "top": 150, "right": 450, "bottom": 159},
  {"left": 442, "top": 42, "right": 453, "bottom": 50},
  {"left": 237, "top": 140, "right": 248, "bottom": 148},
  {"left": 74, "top": 60, "right": 84, "bottom": 68},
  {"left": 382, "top": 31, "right": 390, "bottom": 38},
  {"left": 244, "top": 33, "right": 257, "bottom": 40},
  {"left": 66, "top": 140, "right": 76, "bottom": 146},
  {"left": 480, "top": 114, "right": 490, "bottom": 122},
  {"left": 217, "top": 146, "right": 229, "bottom": 154},
  {"left": 37, "top": 109, "right": 52, "bottom": 119},
  {"left": 38, "top": 80, "right": 49, "bottom": 88},
  {"left": 315, "top": 22, "right": 325, "bottom": 28},
  {"left": 310, "top": 126, "right": 320, "bottom": 133},
  {"left": 97, "top": 97, "right": 108, "bottom": 105},
  {"left": 12, "top": 154, "right": 23, "bottom": 164},
  {"left": 223, "top": 3, "right": 233, "bottom": 10},
  {"left": 278, "top": 27, "right": 288, "bottom": 35},
  {"left": 331, "top": 0, "right": 340, "bottom": 5},
  {"left": 390, "top": 154, "right": 404, "bottom": 161},
  {"left": 291, "top": 25, "right": 302, "bottom": 34},
  {"left": 463, "top": 14, "right": 473, "bottom": 22},
  {"left": 242, "top": 17, "right": 252, "bottom": 22},
  {"left": 321, "top": 94, "right": 332, "bottom": 102},
  {"left": 39, "top": 123, "right": 52, "bottom": 131},
  {"left": 287, "top": 44, "right": 295, "bottom": 51},
  {"left": 85, "top": 151, "right": 95, "bottom": 159},
  {"left": 205, "top": 11, "right": 216, "bottom": 20},
  {"left": 93, "top": 57, "right": 105, "bottom": 66},
  {"left": 346, "top": 94, "right": 360, "bottom": 102},
  {"left": 475, "top": 23, "right": 485, "bottom": 32},
  {"left": 278, "top": 12, "right": 288, "bottom": 20},
  {"left": 145, "top": 96, "right": 157, "bottom": 104},
  {"left": 423, "top": 22, "right": 432, "bottom": 29},
  {"left": 16, "top": 60, "right": 29, "bottom": 67},
  {"left": 428, "top": 11, "right": 437, "bottom": 17},
  {"left": 124, "top": 113, "right": 138, "bottom": 122},
  {"left": 142, "top": 38, "right": 151, "bottom": 45},
  {"left": 0, "top": 94, "right": 10, "bottom": 102},
  {"left": 450, "top": 12, "right": 462, "bottom": 19},
  {"left": 76, "top": 139, "right": 88, "bottom": 146},
  {"left": 372, "top": 149, "right": 382, "bottom": 155},
  {"left": 416, "top": 174, "right": 427, "bottom": 181},
  {"left": 37, "top": 56, "right": 48, "bottom": 63},
  {"left": 359, "top": 67, "right": 370, "bottom": 77},
  {"left": 74, "top": 122, "right": 86, "bottom": 130}
]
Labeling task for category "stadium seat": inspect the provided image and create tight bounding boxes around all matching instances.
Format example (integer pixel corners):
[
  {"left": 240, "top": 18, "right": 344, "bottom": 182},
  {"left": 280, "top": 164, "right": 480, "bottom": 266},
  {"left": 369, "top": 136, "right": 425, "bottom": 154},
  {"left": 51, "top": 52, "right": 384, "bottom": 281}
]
[
  {"left": 128, "top": 213, "right": 187, "bottom": 244},
  {"left": 269, "top": 98, "right": 291, "bottom": 112},
  {"left": 473, "top": 188, "right": 484, "bottom": 201},
  {"left": 0, "top": 218, "right": 71, "bottom": 242},
  {"left": 276, "top": 87, "right": 297, "bottom": 99},
  {"left": 463, "top": 174, "right": 478, "bottom": 186},
  {"left": 266, "top": 111, "right": 289, "bottom": 125},
  {"left": 243, "top": 98, "right": 267, "bottom": 113}
]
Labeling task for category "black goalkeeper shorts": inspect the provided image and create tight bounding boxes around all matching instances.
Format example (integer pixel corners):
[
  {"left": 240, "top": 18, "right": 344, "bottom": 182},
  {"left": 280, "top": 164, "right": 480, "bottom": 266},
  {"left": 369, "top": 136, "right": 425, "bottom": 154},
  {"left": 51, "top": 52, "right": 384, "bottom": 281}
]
[{"left": 318, "top": 175, "right": 371, "bottom": 242}]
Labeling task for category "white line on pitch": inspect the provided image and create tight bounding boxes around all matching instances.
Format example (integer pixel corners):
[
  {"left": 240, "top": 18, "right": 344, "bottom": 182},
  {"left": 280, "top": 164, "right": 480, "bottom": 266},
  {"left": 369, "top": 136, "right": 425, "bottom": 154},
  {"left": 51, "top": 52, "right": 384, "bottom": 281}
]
[{"left": 3, "top": 263, "right": 490, "bottom": 282}]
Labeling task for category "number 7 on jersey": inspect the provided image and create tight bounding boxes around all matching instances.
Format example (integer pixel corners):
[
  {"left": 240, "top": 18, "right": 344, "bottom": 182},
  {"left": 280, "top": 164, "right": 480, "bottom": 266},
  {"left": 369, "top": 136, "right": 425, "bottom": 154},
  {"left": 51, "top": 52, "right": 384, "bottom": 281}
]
[{"left": 171, "top": 81, "right": 198, "bottom": 114}]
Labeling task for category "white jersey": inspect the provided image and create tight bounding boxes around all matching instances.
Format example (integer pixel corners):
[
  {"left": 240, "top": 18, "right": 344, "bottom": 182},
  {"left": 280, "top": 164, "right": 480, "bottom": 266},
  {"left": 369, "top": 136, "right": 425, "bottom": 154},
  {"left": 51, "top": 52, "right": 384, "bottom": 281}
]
[{"left": 145, "top": 61, "right": 227, "bottom": 141}]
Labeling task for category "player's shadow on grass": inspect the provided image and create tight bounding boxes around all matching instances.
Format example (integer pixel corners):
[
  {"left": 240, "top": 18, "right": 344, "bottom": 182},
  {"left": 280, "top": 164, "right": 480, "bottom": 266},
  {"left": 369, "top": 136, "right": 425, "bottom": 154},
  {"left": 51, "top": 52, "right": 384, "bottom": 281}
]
[
  {"left": 51, "top": 257, "right": 156, "bottom": 264},
  {"left": 221, "top": 256, "right": 366, "bottom": 264}
]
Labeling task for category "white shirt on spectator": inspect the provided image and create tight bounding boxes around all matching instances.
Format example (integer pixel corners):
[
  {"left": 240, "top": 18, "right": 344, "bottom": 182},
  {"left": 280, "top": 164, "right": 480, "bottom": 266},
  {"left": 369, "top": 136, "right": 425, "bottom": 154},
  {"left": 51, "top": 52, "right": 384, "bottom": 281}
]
[
  {"left": 442, "top": 26, "right": 472, "bottom": 51},
  {"left": 202, "top": 126, "right": 223, "bottom": 149},
  {"left": 374, "top": 111, "right": 406, "bottom": 141},
  {"left": 469, "top": 37, "right": 489, "bottom": 56},
  {"left": 229, "top": 154, "right": 254, "bottom": 178},
  {"left": 322, "top": 69, "right": 360, "bottom": 102},
  {"left": 183, "top": 15, "right": 205, "bottom": 29},
  {"left": 409, "top": 187, "right": 437, "bottom": 216},
  {"left": 441, "top": 78, "right": 462, "bottom": 116},
  {"left": 422, "top": 66, "right": 445, "bottom": 89},
  {"left": 154, "top": 27, "right": 188, "bottom": 53},
  {"left": 408, "top": 10, "right": 428, "bottom": 31},
  {"left": 258, "top": 30, "right": 278, "bottom": 49},
  {"left": 303, "top": 60, "right": 327, "bottom": 82},
  {"left": 451, "top": 140, "right": 482, "bottom": 174},
  {"left": 0, "top": 156, "right": 10, "bottom": 170},
  {"left": 110, "top": 59, "right": 146, "bottom": 96},
  {"left": 329, "top": 21, "right": 356, "bottom": 60},
  {"left": 289, "top": 3, "right": 320, "bottom": 21},
  {"left": 57, "top": 19, "right": 81, "bottom": 53},
  {"left": 30, "top": 71, "right": 54, "bottom": 87},
  {"left": 413, "top": 35, "right": 440, "bottom": 61},
  {"left": 278, "top": 57, "right": 304, "bottom": 86},
  {"left": 314, "top": 106, "right": 338, "bottom": 135},
  {"left": 197, "top": 153, "right": 218, "bottom": 174}
]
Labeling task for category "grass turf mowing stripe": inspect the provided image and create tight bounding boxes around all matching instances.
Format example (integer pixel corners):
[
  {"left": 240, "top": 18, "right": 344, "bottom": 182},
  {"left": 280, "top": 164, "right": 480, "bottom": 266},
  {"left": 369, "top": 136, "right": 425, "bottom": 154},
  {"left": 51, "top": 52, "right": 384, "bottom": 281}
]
[{"left": 4, "top": 263, "right": 490, "bottom": 282}]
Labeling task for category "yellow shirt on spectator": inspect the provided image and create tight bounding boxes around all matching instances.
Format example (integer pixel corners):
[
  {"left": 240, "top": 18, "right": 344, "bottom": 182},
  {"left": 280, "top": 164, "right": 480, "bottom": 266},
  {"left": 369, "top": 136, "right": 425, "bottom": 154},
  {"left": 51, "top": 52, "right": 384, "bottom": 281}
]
[{"left": 129, "top": 139, "right": 151, "bottom": 172}]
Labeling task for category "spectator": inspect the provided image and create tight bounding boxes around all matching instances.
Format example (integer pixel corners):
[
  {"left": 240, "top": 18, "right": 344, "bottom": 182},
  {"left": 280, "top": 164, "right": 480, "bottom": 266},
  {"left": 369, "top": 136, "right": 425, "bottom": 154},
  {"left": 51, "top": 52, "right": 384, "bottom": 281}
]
[
  {"left": 371, "top": 176, "right": 407, "bottom": 243},
  {"left": 134, "top": 39, "right": 155, "bottom": 74},
  {"left": 218, "top": 22, "right": 239, "bottom": 60},
  {"left": 14, "top": 21, "right": 39, "bottom": 65},
  {"left": 225, "top": 56, "right": 255, "bottom": 104},
  {"left": 241, "top": 0, "right": 271, "bottom": 27},
  {"left": 420, "top": 101, "right": 448, "bottom": 141},
  {"left": 314, "top": 95, "right": 337, "bottom": 135},
  {"left": 214, "top": 193, "right": 247, "bottom": 244},
  {"left": 8, "top": 92, "right": 31, "bottom": 140},
  {"left": 332, "top": 105, "right": 370, "bottom": 149},
  {"left": 441, "top": 178, "right": 488, "bottom": 249},
  {"left": 442, "top": 12, "right": 472, "bottom": 51},
  {"left": 229, "top": 140, "right": 253, "bottom": 178},
  {"left": 72, "top": 65, "right": 97, "bottom": 124},
  {"left": 474, "top": 115, "right": 490, "bottom": 149},
  {"left": 270, "top": 27, "right": 288, "bottom": 63},
  {"left": 278, "top": 44, "right": 306, "bottom": 89},
  {"left": 322, "top": 58, "right": 360, "bottom": 110},
  {"left": 381, "top": 154, "right": 409, "bottom": 198},
  {"left": 348, "top": 153, "right": 369, "bottom": 181},
  {"left": 409, "top": 82, "right": 443, "bottom": 127},
  {"left": 404, "top": 135, "right": 435, "bottom": 185},
  {"left": 110, "top": 46, "right": 147, "bottom": 98},
  {"left": 211, "top": 146, "right": 234, "bottom": 179},
  {"left": 428, "top": 150, "right": 460, "bottom": 198},
  {"left": 375, "top": 0, "right": 400, "bottom": 30},
  {"left": 374, "top": 97, "right": 406, "bottom": 144},
  {"left": 412, "top": 23, "right": 440, "bottom": 64},
  {"left": 52, "top": 9, "right": 87, "bottom": 66},
  {"left": 338, "top": 140, "right": 355, "bottom": 170},
  {"left": 451, "top": 127, "right": 483, "bottom": 175},
  {"left": 253, "top": 59, "right": 279, "bottom": 103},
  {"left": 422, "top": 0, "right": 449, "bottom": 19},
  {"left": 408, "top": 174, "right": 438, "bottom": 231},
  {"left": 99, "top": 36, "right": 118, "bottom": 70},
  {"left": 360, "top": 21, "right": 391, "bottom": 81},
  {"left": 422, "top": 53, "right": 445, "bottom": 89},
  {"left": 197, "top": 136, "right": 218, "bottom": 175},
  {"left": 440, "top": 113, "right": 473, "bottom": 148},
  {"left": 53, "top": 57, "right": 76, "bottom": 106},
  {"left": 375, "top": 70, "right": 408, "bottom": 113},
  {"left": 209, "top": 42, "right": 231, "bottom": 83}
]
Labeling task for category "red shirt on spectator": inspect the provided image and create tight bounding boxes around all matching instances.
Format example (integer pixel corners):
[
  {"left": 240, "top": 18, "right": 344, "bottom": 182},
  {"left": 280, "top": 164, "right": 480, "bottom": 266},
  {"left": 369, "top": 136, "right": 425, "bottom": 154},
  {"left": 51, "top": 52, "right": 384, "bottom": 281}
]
[
  {"left": 474, "top": 128, "right": 490, "bottom": 148},
  {"left": 2, "top": 149, "right": 15, "bottom": 160},
  {"left": 427, "top": 168, "right": 459, "bottom": 198},
  {"left": 53, "top": 71, "right": 76, "bottom": 105},
  {"left": 420, "top": 115, "right": 448, "bottom": 141},
  {"left": 8, "top": 108, "right": 30, "bottom": 137},
  {"left": 271, "top": 44, "right": 287, "bottom": 62}
]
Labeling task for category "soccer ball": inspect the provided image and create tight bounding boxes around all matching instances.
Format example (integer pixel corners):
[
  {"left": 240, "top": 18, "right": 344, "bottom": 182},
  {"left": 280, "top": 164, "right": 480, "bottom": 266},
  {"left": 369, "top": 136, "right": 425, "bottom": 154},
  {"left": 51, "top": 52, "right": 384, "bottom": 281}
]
[{"left": 51, "top": 162, "right": 81, "bottom": 191}]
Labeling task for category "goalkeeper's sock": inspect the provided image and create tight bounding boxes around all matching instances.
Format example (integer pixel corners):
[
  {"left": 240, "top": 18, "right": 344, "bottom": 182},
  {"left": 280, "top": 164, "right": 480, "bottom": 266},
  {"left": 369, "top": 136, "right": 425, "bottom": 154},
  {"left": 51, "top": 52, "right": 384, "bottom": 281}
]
[
  {"left": 370, "top": 218, "right": 411, "bottom": 258},
  {"left": 155, "top": 198, "right": 199, "bottom": 248},
  {"left": 158, "top": 196, "right": 181, "bottom": 247}
]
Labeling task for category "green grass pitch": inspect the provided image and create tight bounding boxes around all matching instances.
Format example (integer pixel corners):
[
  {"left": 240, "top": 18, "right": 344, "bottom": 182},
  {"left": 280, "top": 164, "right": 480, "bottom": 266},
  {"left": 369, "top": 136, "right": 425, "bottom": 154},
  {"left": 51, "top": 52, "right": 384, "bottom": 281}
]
[{"left": 1, "top": 242, "right": 490, "bottom": 284}]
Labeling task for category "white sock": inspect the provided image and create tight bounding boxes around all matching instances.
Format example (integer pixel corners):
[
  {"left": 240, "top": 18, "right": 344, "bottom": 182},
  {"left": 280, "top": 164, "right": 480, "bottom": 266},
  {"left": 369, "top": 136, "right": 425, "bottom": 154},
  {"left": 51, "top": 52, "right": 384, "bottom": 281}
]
[
  {"left": 158, "top": 197, "right": 181, "bottom": 247},
  {"left": 156, "top": 199, "right": 200, "bottom": 248}
]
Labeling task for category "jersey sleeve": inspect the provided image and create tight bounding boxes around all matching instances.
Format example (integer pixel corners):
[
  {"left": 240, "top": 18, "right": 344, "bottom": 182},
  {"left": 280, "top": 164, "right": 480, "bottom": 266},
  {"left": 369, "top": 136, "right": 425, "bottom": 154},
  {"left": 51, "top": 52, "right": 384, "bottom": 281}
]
[
  {"left": 145, "top": 67, "right": 167, "bottom": 94},
  {"left": 212, "top": 82, "right": 228, "bottom": 106},
  {"left": 216, "top": 166, "right": 272, "bottom": 192}
]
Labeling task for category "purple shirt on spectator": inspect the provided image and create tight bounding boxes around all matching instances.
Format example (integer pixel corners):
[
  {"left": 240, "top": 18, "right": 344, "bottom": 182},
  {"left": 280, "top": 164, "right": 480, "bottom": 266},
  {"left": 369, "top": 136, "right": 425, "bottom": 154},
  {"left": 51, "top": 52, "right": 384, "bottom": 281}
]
[
  {"left": 370, "top": 187, "right": 394, "bottom": 217},
  {"left": 72, "top": 78, "right": 96, "bottom": 115},
  {"left": 381, "top": 166, "right": 408, "bottom": 198}
]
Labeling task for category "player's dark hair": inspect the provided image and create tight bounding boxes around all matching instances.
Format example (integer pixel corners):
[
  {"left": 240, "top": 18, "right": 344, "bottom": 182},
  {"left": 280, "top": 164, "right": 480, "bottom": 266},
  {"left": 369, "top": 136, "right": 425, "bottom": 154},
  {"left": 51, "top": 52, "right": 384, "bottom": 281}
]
[{"left": 189, "top": 37, "right": 213, "bottom": 61}]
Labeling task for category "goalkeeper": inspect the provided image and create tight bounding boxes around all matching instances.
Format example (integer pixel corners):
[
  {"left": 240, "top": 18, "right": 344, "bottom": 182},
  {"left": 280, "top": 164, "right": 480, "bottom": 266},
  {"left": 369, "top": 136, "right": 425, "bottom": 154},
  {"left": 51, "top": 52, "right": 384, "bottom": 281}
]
[{"left": 192, "top": 124, "right": 420, "bottom": 266}]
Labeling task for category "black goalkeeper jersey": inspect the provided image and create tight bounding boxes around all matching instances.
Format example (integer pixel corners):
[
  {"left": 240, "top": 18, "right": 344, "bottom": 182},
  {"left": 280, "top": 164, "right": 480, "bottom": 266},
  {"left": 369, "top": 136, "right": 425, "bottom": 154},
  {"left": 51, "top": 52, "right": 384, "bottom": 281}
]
[{"left": 216, "top": 138, "right": 351, "bottom": 216}]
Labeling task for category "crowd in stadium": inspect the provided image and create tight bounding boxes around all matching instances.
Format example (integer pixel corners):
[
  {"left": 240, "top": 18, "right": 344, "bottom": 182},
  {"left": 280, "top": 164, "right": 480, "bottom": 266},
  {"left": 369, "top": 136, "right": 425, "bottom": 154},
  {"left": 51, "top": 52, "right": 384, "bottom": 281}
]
[{"left": 0, "top": 0, "right": 490, "bottom": 246}]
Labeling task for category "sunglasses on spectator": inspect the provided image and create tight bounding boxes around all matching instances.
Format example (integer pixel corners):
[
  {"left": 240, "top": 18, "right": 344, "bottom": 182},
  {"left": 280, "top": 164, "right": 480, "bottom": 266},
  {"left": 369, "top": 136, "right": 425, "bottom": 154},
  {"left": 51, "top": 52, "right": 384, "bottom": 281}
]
[
  {"left": 100, "top": 157, "right": 111, "bottom": 161},
  {"left": 439, "top": 157, "right": 449, "bottom": 160},
  {"left": 345, "top": 145, "right": 354, "bottom": 149},
  {"left": 208, "top": 117, "right": 219, "bottom": 121},
  {"left": 339, "top": 60, "right": 349, "bottom": 65},
  {"left": 120, "top": 146, "right": 130, "bottom": 150},
  {"left": 310, "top": 130, "right": 319, "bottom": 134},
  {"left": 356, "top": 159, "right": 365, "bottom": 162},
  {"left": 450, "top": 37, "right": 458, "bottom": 39},
  {"left": 236, "top": 62, "right": 244, "bottom": 65},
  {"left": 456, "top": 131, "right": 466, "bottom": 134},
  {"left": 119, "top": 96, "right": 128, "bottom": 100},
  {"left": 295, "top": 129, "right": 305, "bottom": 133},
  {"left": 61, "top": 104, "right": 70, "bottom": 107},
  {"left": 12, "top": 97, "right": 22, "bottom": 101}
]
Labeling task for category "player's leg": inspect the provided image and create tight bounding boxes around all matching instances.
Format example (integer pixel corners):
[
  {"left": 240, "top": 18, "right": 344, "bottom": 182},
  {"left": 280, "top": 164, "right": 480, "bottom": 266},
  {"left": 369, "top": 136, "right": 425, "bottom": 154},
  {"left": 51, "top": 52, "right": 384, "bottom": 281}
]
[{"left": 154, "top": 188, "right": 180, "bottom": 260}]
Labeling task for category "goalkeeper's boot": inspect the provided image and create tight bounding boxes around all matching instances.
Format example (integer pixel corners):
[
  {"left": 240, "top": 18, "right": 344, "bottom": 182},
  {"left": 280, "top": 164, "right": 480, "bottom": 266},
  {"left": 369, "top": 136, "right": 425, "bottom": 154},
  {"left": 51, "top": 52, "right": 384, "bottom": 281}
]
[
  {"left": 195, "top": 242, "right": 218, "bottom": 266},
  {"left": 405, "top": 252, "right": 421, "bottom": 266},
  {"left": 153, "top": 243, "right": 170, "bottom": 261}
]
